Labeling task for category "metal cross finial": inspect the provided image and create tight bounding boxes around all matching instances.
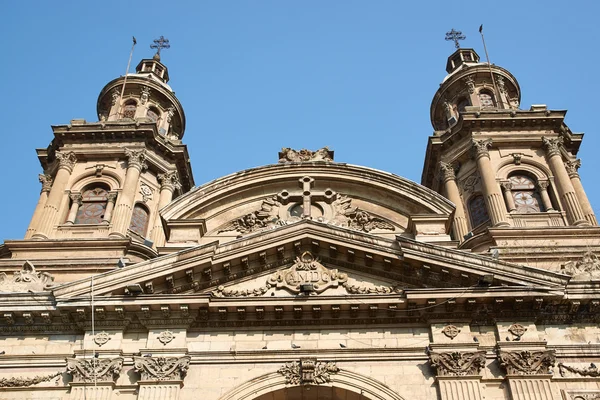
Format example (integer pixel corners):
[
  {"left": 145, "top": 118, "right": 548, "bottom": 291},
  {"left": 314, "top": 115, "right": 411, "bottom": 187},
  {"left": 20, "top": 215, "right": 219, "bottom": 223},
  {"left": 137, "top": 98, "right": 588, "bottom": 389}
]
[
  {"left": 445, "top": 29, "right": 466, "bottom": 49},
  {"left": 150, "top": 36, "right": 171, "bottom": 57}
]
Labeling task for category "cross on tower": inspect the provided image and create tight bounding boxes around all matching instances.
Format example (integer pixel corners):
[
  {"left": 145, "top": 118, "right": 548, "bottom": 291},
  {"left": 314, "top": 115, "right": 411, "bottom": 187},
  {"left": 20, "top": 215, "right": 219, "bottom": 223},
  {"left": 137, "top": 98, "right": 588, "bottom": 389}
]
[
  {"left": 150, "top": 36, "right": 171, "bottom": 58},
  {"left": 278, "top": 176, "right": 337, "bottom": 219},
  {"left": 445, "top": 29, "right": 466, "bottom": 49}
]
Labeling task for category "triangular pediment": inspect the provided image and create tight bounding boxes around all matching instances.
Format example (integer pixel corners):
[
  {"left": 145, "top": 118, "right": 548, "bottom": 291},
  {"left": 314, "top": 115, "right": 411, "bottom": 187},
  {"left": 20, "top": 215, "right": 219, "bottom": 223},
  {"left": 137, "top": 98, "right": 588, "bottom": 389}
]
[{"left": 52, "top": 220, "right": 569, "bottom": 304}]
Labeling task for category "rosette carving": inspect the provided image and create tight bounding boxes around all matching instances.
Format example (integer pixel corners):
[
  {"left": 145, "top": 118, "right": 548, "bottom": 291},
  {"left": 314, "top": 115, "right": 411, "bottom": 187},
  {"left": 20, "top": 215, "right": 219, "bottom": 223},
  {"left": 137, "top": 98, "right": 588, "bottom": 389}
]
[
  {"left": 133, "top": 356, "right": 190, "bottom": 381},
  {"left": 429, "top": 351, "right": 486, "bottom": 376},
  {"left": 498, "top": 350, "right": 555, "bottom": 375},
  {"left": 66, "top": 357, "right": 124, "bottom": 383}
]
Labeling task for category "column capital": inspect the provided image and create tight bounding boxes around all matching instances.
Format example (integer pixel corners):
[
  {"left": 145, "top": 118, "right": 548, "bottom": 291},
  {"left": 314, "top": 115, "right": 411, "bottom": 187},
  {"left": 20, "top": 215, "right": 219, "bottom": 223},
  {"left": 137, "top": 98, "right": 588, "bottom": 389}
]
[
  {"left": 107, "top": 192, "right": 118, "bottom": 203},
  {"left": 158, "top": 171, "right": 182, "bottom": 191},
  {"left": 542, "top": 136, "right": 564, "bottom": 158},
  {"left": 69, "top": 193, "right": 82, "bottom": 205},
  {"left": 55, "top": 151, "right": 77, "bottom": 173},
  {"left": 565, "top": 159, "right": 581, "bottom": 178},
  {"left": 500, "top": 181, "right": 513, "bottom": 191},
  {"left": 536, "top": 180, "right": 550, "bottom": 191},
  {"left": 429, "top": 351, "right": 486, "bottom": 377},
  {"left": 66, "top": 357, "right": 124, "bottom": 383},
  {"left": 124, "top": 148, "right": 148, "bottom": 171},
  {"left": 133, "top": 356, "right": 190, "bottom": 381},
  {"left": 38, "top": 174, "right": 53, "bottom": 193},
  {"left": 471, "top": 139, "right": 492, "bottom": 160},
  {"left": 439, "top": 162, "right": 457, "bottom": 183},
  {"left": 497, "top": 349, "right": 555, "bottom": 375}
]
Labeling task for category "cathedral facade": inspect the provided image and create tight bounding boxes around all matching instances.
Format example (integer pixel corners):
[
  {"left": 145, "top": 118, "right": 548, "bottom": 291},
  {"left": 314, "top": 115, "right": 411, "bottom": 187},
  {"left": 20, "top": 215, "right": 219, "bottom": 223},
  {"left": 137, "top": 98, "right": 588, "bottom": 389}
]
[{"left": 1, "top": 45, "right": 600, "bottom": 400}]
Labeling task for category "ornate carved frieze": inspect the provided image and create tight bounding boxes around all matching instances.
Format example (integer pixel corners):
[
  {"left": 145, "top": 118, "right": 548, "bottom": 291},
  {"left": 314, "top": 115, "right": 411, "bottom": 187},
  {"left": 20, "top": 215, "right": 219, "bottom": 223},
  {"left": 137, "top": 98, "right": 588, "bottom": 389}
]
[
  {"left": 471, "top": 138, "right": 492, "bottom": 160},
  {"left": 560, "top": 251, "right": 600, "bottom": 280},
  {"left": 441, "top": 325, "right": 461, "bottom": 339},
  {"left": 66, "top": 357, "right": 124, "bottom": 383},
  {"left": 158, "top": 171, "right": 181, "bottom": 191},
  {"left": 278, "top": 147, "right": 333, "bottom": 163},
  {"left": 55, "top": 151, "right": 77, "bottom": 173},
  {"left": 429, "top": 351, "right": 486, "bottom": 376},
  {"left": 124, "top": 148, "right": 148, "bottom": 171},
  {"left": 498, "top": 350, "right": 555, "bottom": 375},
  {"left": 0, "top": 371, "right": 62, "bottom": 387},
  {"left": 0, "top": 261, "right": 54, "bottom": 293},
  {"left": 542, "top": 136, "right": 564, "bottom": 158},
  {"left": 133, "top": 356, "right": 190, "bottom": 381},
  {"left": 277, "top": 358, "right": 339, "bottom": 385},
  {"left": 559, "top": 362, "right": 600, "bottom": 378},
  {"left": 38, "top": 174, "right": 53, "bottom": 193}
]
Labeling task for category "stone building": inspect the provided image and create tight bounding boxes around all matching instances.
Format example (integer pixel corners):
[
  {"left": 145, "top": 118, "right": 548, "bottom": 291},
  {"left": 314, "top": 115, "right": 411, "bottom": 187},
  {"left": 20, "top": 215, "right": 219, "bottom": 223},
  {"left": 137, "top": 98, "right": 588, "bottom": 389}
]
[{"left": 1, "top": 44, "right": 599, "bottom": 400}]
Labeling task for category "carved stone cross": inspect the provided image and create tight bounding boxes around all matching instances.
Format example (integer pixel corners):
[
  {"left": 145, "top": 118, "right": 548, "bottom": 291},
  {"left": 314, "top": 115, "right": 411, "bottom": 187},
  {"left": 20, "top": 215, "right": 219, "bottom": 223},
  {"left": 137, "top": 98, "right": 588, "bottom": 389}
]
[{"left": 278, "top": 176, "right": 336, "bottom": 219}]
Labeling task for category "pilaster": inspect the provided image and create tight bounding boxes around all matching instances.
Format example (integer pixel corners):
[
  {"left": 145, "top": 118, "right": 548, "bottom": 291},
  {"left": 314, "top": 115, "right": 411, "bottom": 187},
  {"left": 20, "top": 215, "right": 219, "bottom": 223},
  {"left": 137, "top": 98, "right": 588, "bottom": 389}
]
[
  {"left": 66, "top": 356, "right": 124, "bottom": 400},
  {"left": 134, "top": 355, "right": 190, "bottom": 400},
  {"left": 429, "top": 349, "right": 486, "bottom": 400}
]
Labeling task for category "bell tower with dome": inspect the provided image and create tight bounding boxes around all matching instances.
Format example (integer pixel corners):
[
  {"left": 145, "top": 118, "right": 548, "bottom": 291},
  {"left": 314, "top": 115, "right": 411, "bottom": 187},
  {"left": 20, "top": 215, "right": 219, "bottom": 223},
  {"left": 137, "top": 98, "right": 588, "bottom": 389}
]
[
  {"left": 6, "top": 38, "right": 195, "bottom": 281},
  {"left": 421, "top": 38, "right": 600, "bottom": 269}
]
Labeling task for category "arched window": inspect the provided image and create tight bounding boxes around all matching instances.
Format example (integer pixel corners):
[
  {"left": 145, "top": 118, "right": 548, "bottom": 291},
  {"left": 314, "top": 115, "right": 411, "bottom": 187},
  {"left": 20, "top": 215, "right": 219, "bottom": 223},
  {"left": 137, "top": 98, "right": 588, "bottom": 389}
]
[
  {"left": 122, "top": 100, "right": 137, "bottom": 119},
  {"left": 468, "top": 194, "right": 490, "bottom": 227},
  {"left": 75, "top": 184, "right": 110, "bottom": 224},
  {"left": 478, "top": 90, "right": 495, "bottom": 108},
  {"left": 129, "top": 203, "right": 150, "bottom": 237},
  {"left": 147, "top": 107, "right": 160, "bottom": 123},
  {"left": 509, "top": 174, "right": 543, "bottom": 213}
]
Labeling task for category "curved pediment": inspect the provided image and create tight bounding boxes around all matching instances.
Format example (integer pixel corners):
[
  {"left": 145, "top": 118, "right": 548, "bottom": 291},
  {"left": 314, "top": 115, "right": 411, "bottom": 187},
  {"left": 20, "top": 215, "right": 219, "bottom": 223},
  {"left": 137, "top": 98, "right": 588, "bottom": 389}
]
[{"left": 161, "top": 163, "right": 455, "bottom": 247}]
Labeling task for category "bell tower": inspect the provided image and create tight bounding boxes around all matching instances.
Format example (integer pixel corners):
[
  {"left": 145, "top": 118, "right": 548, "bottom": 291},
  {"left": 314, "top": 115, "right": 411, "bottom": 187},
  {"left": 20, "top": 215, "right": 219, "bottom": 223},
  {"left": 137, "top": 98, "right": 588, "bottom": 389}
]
[
  {"left": 421, "top": 30, "right": 600, "bottom": 269},
  {"left": 7, "top": 38, "right": 194, "bottom": 281}
]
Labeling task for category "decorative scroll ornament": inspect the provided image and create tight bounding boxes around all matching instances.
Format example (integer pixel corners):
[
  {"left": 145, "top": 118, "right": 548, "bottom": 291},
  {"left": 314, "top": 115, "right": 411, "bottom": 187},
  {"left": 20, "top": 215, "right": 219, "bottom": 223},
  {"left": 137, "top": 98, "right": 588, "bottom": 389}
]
[
  {"left": 331, "top": 195, "right": 394, "bottom": 232},
  {"left": 66, "top": 357, "right": 124, "bottom": 383},
  {"left": 278, "top": 147, "right": 333, "bottom": 163},
  {"left": 158, "top": 330, "right": 175, "bottom": 345},
  {"left": 124, "top": 148, "right": 148, "bottom": 171},
  {"left": 277, "top": 359, "right": 339, "bottom": 385},
  {"left": 542, "top": 136, "right": 564, "bottom": 158},
  {"left": 93, "top": 331, "right": 111, "bottom": 347},
  {"left": 508, "top": 324, "right": 527, "bottom": 339},
  {"left": 0, "top": 261, "right": 54, "bottom": 293},
  {"left": 133, "top": 356, "right": 191, "bottom": 381},
  {"left": 559, "top": 362, "right": 600, "bottom": 378},
  {"left": 441, "top": 325, "right": 461, "bottom": 339},
  {"left": 55, "top": 151, "right": 77, "bottom": 172},
  {"left": 429, "top": 351, "right": 486, "bottom": 376},
  {"left": 38, "top": 174, "right": 53, "bottom": 193},
  {"left": 0, "top": 371, "right": 62, "bottom": 387},
  {"left": 471, "top": 138, "right": 493, "bottom": 159},
  {"left": 498, "top": 350, "right": 555, "bottom": 375},
  {"left": 139, "top": 183, "right": 153, "bottom": 202},
  {"left": 560, "top": 251, "right": 600, "bottom": 281}
]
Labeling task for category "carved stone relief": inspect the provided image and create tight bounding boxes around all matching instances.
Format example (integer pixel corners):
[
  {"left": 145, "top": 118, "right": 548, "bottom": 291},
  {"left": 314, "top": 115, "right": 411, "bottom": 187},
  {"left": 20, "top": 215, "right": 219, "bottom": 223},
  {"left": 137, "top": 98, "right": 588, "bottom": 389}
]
[
  {"left": 218, "top": 196, "right": 284, "bottom": 234},
  {"left": 497, "top": 350, "right": 555, "bottom": 375},
  {"left": 429, "top": 351, "right": 486, "bottom": 376},
  {"left": 565, "top": 392, "right": 600, "bottom": 400},
  {"left": 0, "top": 371, "right": 62, "bottom": 387},
  {"left": 158, "top": 330, "right": 175, "bottom": 345},
  {"left": 93, "top": 331, "right": 111, "bottom": 347},
  {"left": 459, "top": 174, "right": 481, "bottom": 197},
  {"left": 277, "top": 359, "right": 339, "bottom": 385},
  {"left": 133, "top": 356, "right": 190, "bottom": 381},
  {"left": 0, "top": 261, "right": 54, "bottom": 293},
  {"left": 139, "top": 183, "right": 153, "bottom": 203},
  {"left": 560, "top": 251, "right": 600, "bottom": 280},
  {"left": 508, "top": 324, "right": 527, "bottom": 339},
  {"left": 278, "top": 147, "right": 333, "bottom": 163},
  {"left": 330, "top": 195, "right": 394, "bottom": 232},
  {"left": 66, "top": 357, "right": 124, "bottom": 383},
  {"left": 441, "top": 325, "right": 461, "bottom": 339},
  {"left": 559, "top": 362, "right": 600, "bottom": 378}
]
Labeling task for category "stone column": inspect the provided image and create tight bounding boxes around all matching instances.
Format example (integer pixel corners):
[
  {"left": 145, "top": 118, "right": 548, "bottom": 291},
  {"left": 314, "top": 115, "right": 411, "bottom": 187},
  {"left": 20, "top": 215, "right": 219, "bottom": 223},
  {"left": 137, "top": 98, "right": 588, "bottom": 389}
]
[
  {"left": 134, "top": 356, "right": 190, "bottom": 400},
  {"left": 32, "top": 152, "right": 77, "bottom": 239},
  {"left": 150, "top": 171, "right": 181, "bottom": 247},
  {"left": 102, "top": 192, "right": 118, "bottom": 224},
  {"left": 25, "top": 174, "right": 53, "bottom": 239},
  {"left": 65, "top": 193, "right": 82, "bottom": 224},
  {"left": 439, "top": 162, "right": 469, "bottom": 240},
  {"left": 500, "top": 182, "right": 516, "bottom": 212},
  {"left": 471, "top": 139, "right": 509, "bottom": 226},
  {"left": 429, "top": 351, "right": 486, "bottom": 400},
  {"left": 536, "top": 181, "right": 555, "bottom": 212},
  {"left": 498, "top": 350, "right": 561, "bottom": 400},
  {"left": 542, "top": 137, "right": 588, "bottom": 226},
  {"left": 565, "top": 159, "right": 597, "bottom": 225},
  {"left": 66, "top": 357, "right": 124, "bottom": 400},
  {"left": 109, "top": 149, "right": 147, "bottom": 238}
]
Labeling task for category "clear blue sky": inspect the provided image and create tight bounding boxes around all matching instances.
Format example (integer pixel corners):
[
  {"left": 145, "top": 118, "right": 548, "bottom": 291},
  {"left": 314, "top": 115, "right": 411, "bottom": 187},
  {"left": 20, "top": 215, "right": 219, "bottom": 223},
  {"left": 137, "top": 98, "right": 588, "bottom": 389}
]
[{"left": 1, "top": 1, "right": 599, "bottom": 240}]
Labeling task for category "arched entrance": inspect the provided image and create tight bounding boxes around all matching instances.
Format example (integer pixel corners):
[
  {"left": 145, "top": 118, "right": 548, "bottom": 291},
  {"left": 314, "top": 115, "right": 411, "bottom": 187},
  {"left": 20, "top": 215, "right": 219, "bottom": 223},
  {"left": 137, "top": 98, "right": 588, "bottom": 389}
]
[{"left": 252, "top": 385, "right": 369, "bottom": 400}]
